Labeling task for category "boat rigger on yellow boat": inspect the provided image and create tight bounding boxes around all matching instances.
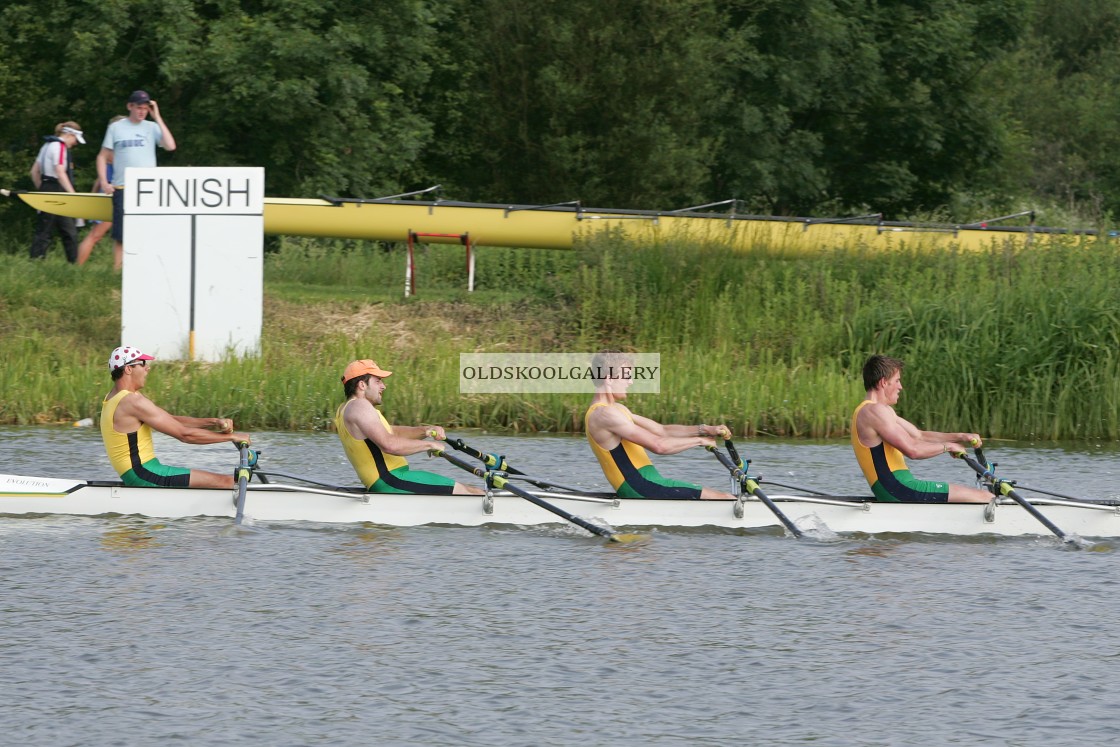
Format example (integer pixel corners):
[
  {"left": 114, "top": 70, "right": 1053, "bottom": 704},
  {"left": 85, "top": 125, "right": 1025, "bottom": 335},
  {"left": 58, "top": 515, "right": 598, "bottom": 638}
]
[{"left": 3, "top": 187, "right": 1096, "bottom": 253}]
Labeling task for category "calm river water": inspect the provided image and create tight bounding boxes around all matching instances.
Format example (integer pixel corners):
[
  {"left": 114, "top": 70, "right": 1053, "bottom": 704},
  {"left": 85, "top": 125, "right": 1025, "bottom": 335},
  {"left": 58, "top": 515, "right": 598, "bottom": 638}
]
[{"left": 3, "top": 426, "right": 1120, "bottom": 746}]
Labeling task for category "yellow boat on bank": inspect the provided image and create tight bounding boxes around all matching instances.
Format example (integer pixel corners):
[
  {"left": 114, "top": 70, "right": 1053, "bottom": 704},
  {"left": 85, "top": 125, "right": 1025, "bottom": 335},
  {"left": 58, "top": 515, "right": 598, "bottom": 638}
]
[{"left": 4, "top": 186, "right": 1099, "bottom": 252}]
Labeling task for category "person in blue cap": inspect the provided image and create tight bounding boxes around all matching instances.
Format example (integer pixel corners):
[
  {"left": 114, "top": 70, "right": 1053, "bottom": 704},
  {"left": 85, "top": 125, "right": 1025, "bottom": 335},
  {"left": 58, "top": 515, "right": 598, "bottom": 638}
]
[{"left": 96, "top": 90, "right": 177, "bottom": 270}]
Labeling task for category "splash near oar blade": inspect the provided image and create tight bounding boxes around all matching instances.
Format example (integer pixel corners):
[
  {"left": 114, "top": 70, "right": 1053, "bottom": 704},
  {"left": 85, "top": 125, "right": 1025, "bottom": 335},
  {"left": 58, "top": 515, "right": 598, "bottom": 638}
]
[
  {"left": 437, "top": 449, "right": 647, "bottom": 544},
  {"left": 489, "top": 476, "right": 648, "bottom": 544},
  {"left": 956, "top": 447, "right": 1072, "bottom": 544},
  {"left": 710, "top": 443, "right": 804, "bottom": 538}
]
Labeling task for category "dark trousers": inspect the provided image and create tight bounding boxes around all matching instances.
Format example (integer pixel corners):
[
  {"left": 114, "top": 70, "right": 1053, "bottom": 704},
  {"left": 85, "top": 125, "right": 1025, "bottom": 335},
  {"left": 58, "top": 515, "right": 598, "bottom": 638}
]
[{"left": 29, "top": 179, "right": 78, "bottom": 263}]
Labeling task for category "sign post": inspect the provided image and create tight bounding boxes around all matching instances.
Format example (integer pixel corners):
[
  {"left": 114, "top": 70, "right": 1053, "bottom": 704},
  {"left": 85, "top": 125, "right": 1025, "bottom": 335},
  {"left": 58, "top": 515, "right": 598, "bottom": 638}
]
[{"left": 120, "top": 167, "right": 264, "bottom": 362}]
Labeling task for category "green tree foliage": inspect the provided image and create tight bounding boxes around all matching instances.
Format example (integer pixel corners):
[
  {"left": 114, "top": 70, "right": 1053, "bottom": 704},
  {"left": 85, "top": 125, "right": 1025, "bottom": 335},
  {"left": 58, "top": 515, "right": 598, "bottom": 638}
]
[
  {"left": 712, "top": 0, "right": 1029, "bottom": 216},
  {"left": 0, "top": 0, "right": 445, "bottom": 231},
  {"left": 162, "top": 0, "right": 443, "bottom": 197},
  {"left": 431, "top": 0, "right": 1029, "bottom": 216},
  {"left": 979, "top": 0, "right": 1120, "bottom": 225},
  {"left": 427, "top": 0, "right": 730, "bottom": 208},
  {"left": 2, "top": 0, "right": 1119, "bottom": 235}
]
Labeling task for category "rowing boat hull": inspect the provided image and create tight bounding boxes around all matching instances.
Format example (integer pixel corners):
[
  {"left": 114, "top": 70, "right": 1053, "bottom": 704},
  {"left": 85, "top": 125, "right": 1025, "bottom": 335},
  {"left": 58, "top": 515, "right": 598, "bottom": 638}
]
[
  {"left": 4, "top": 473, "right": 1118, "bottom": 538},
  {"left": 7, "top": 190, "right": 1093, "bottom": 253}
]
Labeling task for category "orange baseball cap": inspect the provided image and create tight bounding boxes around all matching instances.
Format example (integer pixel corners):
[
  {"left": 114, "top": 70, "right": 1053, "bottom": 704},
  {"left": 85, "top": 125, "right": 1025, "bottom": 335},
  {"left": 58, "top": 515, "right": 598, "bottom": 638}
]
[{"left": 341, "top": 359, "right": 393, "bottom": 384}]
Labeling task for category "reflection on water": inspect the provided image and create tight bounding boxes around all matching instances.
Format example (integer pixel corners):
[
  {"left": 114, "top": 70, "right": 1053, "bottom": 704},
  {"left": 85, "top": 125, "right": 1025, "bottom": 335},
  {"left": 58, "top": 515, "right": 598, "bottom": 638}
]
[
  {"left": 99, "top": 519, "right": 165, "bottom": 552},
  {"left": 844, "top": 543, "right": 898, "bottom": 559},
  {"left": 328, "top": 524, "right": 409, "bottom": 565}
]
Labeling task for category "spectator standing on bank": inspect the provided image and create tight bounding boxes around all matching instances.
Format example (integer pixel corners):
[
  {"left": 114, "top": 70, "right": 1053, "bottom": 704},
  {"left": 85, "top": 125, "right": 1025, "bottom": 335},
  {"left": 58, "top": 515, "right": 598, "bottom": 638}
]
[
  {"left": 29, "top": 121, "right": 85, "bottom": 262},
  {"left": 96, "top": 90, "right": 177, "bottom": 271},
  {"left": 77, "top": 115, "right": 125, "bottom": 266}
]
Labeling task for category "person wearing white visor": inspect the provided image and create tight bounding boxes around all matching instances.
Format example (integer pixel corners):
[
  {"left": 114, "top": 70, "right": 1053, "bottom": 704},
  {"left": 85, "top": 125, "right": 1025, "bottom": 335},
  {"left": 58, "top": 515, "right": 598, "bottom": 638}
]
[{"left": 29, "top": 120, "right": 84, "bottom": 262}]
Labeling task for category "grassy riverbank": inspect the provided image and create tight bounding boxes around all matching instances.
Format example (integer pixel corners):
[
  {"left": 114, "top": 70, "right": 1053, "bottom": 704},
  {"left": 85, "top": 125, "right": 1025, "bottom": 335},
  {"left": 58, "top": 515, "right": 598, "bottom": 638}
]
[{"left": 2, "top": 230, "right": 1117, "bottom": 439}]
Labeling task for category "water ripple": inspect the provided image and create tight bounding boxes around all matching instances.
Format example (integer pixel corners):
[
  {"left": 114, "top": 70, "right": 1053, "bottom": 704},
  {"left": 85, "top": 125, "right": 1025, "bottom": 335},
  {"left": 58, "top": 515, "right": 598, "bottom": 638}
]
[{"left": 4, "top": 429, "right": 1120, "bottom": 744}]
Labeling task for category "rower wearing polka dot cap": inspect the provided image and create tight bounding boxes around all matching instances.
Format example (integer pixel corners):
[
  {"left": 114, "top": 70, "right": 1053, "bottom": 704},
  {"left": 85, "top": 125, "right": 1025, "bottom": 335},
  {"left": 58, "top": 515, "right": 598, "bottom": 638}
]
[
  {"left": 107, "top": 345, "right": 154, "bottom": 371},
  {"left": 100, "top": 345, "right": 251, "bottom": 488}
]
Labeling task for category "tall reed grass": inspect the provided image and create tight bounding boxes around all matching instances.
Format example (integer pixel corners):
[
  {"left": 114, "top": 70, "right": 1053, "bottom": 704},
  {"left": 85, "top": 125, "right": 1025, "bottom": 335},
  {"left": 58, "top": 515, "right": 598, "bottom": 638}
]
[{"left": 2, "top": 230, "right": 1118, "bottom": 440}]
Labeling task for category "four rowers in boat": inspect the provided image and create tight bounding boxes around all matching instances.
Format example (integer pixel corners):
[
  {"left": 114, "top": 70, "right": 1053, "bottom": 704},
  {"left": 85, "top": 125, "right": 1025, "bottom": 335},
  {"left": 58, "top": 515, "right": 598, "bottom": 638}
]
[{"left": 98, "top": 345, "right": 995, "bottom": 504}]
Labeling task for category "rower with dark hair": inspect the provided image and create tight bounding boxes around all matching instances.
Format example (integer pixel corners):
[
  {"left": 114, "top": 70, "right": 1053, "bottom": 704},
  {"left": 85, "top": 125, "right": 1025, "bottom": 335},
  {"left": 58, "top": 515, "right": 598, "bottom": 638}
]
[
  {"left": 336, "top": 359, "right": 482, "bottom": 495},
  {"left": 584, "top": 350, "right": 734, "bottom": 500},
  {"left": 852, "top": 354, "right": 992, "bottom": 503}
]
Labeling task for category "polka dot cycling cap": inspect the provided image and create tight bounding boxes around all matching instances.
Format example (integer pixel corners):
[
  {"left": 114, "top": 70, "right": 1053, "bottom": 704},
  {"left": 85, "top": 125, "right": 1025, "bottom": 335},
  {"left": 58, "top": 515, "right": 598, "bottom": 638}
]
[{"left": 108, "top": 345, "right": 156, "bottom": 372}]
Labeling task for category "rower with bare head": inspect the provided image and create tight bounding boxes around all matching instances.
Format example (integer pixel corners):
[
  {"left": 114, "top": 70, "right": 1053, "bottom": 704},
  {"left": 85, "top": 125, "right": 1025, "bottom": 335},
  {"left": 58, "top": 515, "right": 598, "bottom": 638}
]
[
  {"left": 336, "top": 359, "right": 483, "bottom": 495},
  {"left": 852, "top": 354, "right": 992, "bottom": 503},
  {"left": 101, "top": 346, "right": 250, "bottom": 488},
  {"left": 584, "top": 350, "right": 734, "bottom": 500}
]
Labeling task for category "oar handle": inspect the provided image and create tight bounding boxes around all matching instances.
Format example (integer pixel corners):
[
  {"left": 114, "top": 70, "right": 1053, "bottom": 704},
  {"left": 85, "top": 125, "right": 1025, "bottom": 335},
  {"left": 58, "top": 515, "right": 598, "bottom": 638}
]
[
  {"left": 436, "top": 448, "right": 489, "bottom": 480},
  {"left": 446, "top": 438, "right": 523, "bottom": 475},
  {"left": 706, "top": 444, "right": 740, "bottom": 475},
  {"left": 968, "top": 438, "right": 989, "bottom": 470},
  {"left": 723, "top": 437, "right": 744, "bottom": 470},
  {"left": 445, "top": 437, "right": 481, "bottom": 458},
  {"left": 707, "top": 445, "right": 750, "bottom": 487},
  {"left": 952, "top": 451, "right": 995, "bottom": 482},
  {"left": 446, "top": 438, "right": 572, "bottom": 494}
]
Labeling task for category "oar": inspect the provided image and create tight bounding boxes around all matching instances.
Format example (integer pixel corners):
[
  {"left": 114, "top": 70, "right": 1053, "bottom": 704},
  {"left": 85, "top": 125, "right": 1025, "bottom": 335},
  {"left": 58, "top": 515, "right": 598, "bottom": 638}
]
[
  {"left": 723, "top": 438, "right": 745, "bottom": 472},
  {"left": 955, "top": 444, "right": 1072, "bottom": 543},
  {"left": 233, "top": 441, "right": 252, "bottom": 524},
  {"left": 437, "top": 449, "right": 646, "bottom": 544},
  {"left": 968, "top": 442, "right": 1093, "bottom": 503},
  {"left": 755, "top": 478, "right": 845, "bottom": 497},
  {"left": 445, "top": 437, "right": 588, "bottom": 493},
  {"left": 719, "top": 438, "right": 827, "bottom": 497},
  {"left": 446, "top": 437, "right": 514, "bottom": 471},
  {"left": 723, "top": 437, "right": 807, "bottom": 536},
  {"left": 708, "top": 444, "right": 804, "bottom": 538},
  {"left": 1006, "top": 483, "right": 1097, "bottom": 503},
  {"left": 253, "top": 470, "right": 350, "bottom": 490}
]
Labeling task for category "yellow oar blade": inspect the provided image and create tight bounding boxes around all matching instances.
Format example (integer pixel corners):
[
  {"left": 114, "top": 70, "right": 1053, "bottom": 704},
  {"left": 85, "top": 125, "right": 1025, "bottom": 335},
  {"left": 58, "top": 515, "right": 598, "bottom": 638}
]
[{"left": 608, "top": 532, "right": 652, "bottom": 545}]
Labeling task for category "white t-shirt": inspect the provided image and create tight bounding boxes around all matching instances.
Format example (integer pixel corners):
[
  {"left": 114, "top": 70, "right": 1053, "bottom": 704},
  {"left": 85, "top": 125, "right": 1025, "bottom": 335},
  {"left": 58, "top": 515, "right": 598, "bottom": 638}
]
[
  {"left": 36, "top": 140, "right": 69, "bottom": 179},
  {"left": 101, "top": 118, "right": 165, "bottom": 186}
]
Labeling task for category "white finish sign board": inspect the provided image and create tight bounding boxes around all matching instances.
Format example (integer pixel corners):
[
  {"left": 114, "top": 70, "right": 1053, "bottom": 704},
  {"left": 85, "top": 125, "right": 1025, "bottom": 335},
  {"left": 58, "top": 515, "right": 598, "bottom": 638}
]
[{"left": 120, "top": 167, "right": 264, "bottom": 362}]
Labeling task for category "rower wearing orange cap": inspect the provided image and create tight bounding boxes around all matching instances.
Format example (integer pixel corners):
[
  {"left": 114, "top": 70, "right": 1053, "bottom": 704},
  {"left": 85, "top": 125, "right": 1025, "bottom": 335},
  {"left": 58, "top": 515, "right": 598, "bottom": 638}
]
[{"left": 336, "top": 359, "right": 483, "bottom": 495}]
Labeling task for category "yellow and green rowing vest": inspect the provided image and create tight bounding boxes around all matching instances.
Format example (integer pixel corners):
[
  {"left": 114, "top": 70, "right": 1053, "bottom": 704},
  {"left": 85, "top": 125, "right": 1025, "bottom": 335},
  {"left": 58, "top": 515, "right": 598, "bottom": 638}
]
[
  {"left": 100, "top": 390, "right": 157, "bottom": 477},
  {"left": 584, "top": 401, "right": 653, "bottom": 492},
  {"left": 335, "top": 401, "right": 408, "bottom": 490}
]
